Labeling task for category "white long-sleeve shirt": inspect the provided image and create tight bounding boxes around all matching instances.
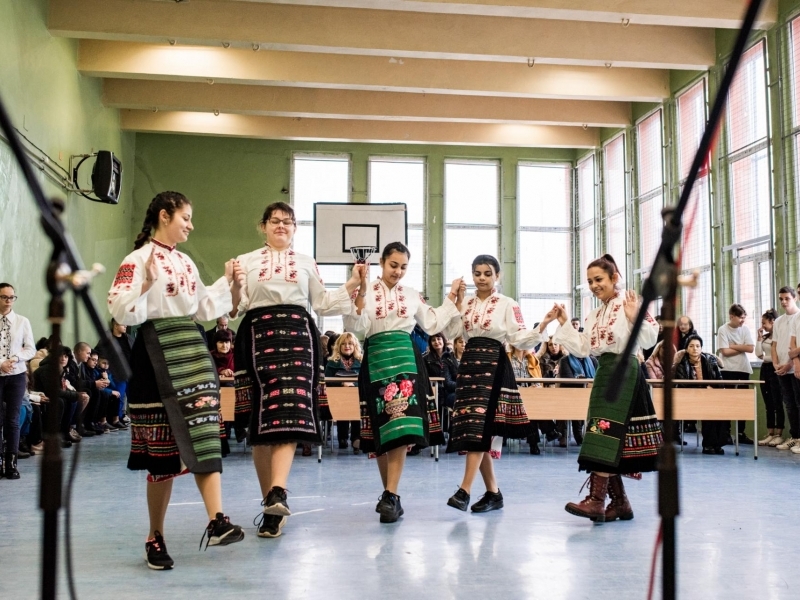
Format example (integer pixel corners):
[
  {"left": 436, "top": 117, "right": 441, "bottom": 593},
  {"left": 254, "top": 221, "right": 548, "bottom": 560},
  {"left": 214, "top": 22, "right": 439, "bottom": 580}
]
[
  {"left": 343, "top": 279, "right": 459, "bottom": 338},
  {"left": 234, "top": 245, "right": 352, "bottom": 316},
  {"left": 444, "top": 291, "right": 545, "bottom": 351},
  {"left": 552, "top": 292, "right": 658, "bottom": 358},
  {"left": 0, "top": 310, "right": 36, "bottom": 376},
  {"left": 107, "top": 240, "right": 232, "bottom": 326}
]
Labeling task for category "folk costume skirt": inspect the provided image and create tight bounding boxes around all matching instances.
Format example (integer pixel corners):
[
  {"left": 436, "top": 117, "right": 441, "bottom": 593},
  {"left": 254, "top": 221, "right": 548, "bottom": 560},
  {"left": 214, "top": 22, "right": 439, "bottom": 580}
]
[
  {"left": 358, "top": 330, "right": 442, "bottom": 455},
  {"left": 578, "top": 353, "right": 662, "bottom": 474},
  {"left": 234, "top": 304, "right": 323, "bottom": 446},
  {"left": 127, "top": 317, "right": 223, "bottom": 476},
  {"left": 446, "top": 337, "right": 532, "bottom": 454}
]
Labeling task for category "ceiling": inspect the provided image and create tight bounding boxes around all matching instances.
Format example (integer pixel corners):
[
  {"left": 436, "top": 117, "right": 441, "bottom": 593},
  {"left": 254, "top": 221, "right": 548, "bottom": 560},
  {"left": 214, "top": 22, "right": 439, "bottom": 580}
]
[{"left": 48, "top": 0, "right": 778, "bottom": 149}]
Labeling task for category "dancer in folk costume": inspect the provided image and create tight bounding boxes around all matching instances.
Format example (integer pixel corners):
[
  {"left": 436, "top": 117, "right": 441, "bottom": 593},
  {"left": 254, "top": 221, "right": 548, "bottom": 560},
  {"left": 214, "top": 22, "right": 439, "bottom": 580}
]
[
  {"left": 108, "top": 191, "right": 244, "bottom": 570},
  {"left": 344, "top": 242, "right": 463, "bottom": 523},
  {"left": 445, "top": 255, "right": 549, "bottom": 513},
  {"left": 543, "top": 254, "right": 662, "bottom": 523},
  {"left": 231, "top": 202, "right": 365, "bottom": 538}
]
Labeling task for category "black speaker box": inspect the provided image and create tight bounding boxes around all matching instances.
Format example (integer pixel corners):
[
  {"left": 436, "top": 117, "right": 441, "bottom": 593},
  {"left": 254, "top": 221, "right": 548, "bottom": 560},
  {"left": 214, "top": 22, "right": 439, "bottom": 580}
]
[{"left": 91, "top": 151, "right": 122, "bottom": 204}]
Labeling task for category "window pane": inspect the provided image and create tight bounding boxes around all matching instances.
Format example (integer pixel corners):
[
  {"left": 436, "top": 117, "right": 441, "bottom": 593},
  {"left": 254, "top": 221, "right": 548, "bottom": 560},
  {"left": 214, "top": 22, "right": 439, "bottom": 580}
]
[
  {"left": 518, "top": 297, "right": 566, "bottom": 336},
  {"left": 579, "top": 224, "right": 595, "bottom": 272},
  {"left": 637, "top": 111, "right": 663, "bottom": 195},
  {"left": 730, "top": 149, "right": 771, "bottom": 242},
  {"left": 682, "top": 270, "right": 713, "bottom": 348},
  {"left": 726, "top": 41, "right": 768, "bottom": 153},
  {"left": 518, "top": 163, "right": 571, "bottom": 227},
  {"left": 677, "top": 80, "right": 707, "bottom": 180},
  {"left": 603, "top": 136, "right": 626, "bottom": 213},
  {"left": 519, "top": 231, "right": 571, "bottom": 294},
  {"left": 639, "top": 195, "right": 662, "bottom": 269},
  {"left": 370, "top": 159, "right": 425, "bottom": 224},
  {"left": 445, "top": 162, "right": 499, "bottom": 225},
  {"left": 294, "top": 225, "right": 347, "bottom": 282},
  {"left": 293, "top": 156, "right": 349, "bottom": 221},
  {"left": 577, "top": 156, "right": 595, "bottom": 225},
  {"left": 681, "top": 176, "right": 711, "bottom": 271},
  {"left": 405, "top": 228, "right": 425, "bottom": 292},
  {"left": 445, "top": 228, "right": 498, "bottom": 284},
  {"left": 605, "top": 212, "right": 626, "bottom": 266}
]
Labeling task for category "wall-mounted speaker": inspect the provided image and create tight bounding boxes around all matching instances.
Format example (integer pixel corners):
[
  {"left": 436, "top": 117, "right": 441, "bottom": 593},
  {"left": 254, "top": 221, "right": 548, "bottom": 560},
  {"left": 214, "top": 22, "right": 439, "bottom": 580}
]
[{"left": 91, "top": 151, "right": 122, "bottom": 204}]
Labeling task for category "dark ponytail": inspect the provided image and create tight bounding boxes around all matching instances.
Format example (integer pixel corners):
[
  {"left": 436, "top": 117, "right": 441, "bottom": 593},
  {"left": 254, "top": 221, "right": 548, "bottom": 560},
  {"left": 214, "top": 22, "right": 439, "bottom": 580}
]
[
  {"left": 133, "top": 191, "right": 191, "bottom": 250},
  {"left": 587, "top": 253, "right": 620, "bottom": 280}
]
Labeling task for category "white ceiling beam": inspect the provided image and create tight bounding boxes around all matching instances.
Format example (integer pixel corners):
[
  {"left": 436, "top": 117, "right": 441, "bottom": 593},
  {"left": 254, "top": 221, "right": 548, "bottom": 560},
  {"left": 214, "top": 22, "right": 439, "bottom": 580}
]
[
  {"left": 79, "top": 40, "right": 670, "bottom": 102},
  {"left": 103, "top": 79, "right": 631, "bottom": 127},
  {"left": 50, "top": 0, "right": 716, "bottom": 69},
  {"left": 245, "top": 0, "right": 778, "bottom": 30},
  {"left": 120, "top": 109, "right": 601, "bottom": 147}
]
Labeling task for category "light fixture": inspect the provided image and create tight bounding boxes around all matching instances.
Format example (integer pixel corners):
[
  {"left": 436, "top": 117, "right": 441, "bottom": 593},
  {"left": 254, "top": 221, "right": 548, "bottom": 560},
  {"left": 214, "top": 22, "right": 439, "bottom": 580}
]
[
  {"left": 621, "top": 18, "right": 630, "bottom": 27},
  {"left": 527, "top": 58, "right": 535, "bottom": 67},
  {"left": 213, "top": 109, "right": 220, "bottom": 116},
  {"left": 605, "top": 62, "right": 612, "bottom": 68},
  {"left": 222, "top": 41, "right": 231, "bottom": 49},
  {"left": 168, "top": 39, "right": 176, "bottom": 46},
  {"left": 252, "top": 43, "right": 260, "bottom": 51},
  {"left": 207, "top": 78, "right": 214, "bottom": 85}
]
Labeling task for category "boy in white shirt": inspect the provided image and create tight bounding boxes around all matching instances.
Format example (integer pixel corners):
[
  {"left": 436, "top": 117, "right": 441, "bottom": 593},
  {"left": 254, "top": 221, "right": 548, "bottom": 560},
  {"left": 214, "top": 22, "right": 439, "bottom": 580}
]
[
  {"left": 771, "top": 287, "right": 799, "bottom": 449},
  {"left": 716, "top": 303, "right": 755, "bottom": 445}
]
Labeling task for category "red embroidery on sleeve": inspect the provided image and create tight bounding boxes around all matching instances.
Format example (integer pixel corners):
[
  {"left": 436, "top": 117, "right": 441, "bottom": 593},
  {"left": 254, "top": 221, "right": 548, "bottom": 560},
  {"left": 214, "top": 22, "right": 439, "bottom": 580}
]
[
  {"left": 512, "top": 305, "right": 525, "bottom": 327},
  {"left": 113, "top": 263, "right": 136, "bottom": 287}
]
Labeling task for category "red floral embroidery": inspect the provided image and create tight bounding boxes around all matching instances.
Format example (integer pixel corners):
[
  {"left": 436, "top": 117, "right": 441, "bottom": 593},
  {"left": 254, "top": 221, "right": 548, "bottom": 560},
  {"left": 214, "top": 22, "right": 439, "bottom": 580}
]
[
  {"left": 112, "top": 263, "right": 136, "bottom": 287},
  {"left": 512, "top": 305, "right": 525, "bottom": 327}
]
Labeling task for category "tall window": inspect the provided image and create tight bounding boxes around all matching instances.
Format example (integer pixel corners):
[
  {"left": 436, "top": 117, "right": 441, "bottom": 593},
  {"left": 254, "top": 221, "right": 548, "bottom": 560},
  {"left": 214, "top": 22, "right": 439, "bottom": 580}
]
[
  {"left": 724, "top": 40, "right": 772, "bottom": 336},
  {"left": 635, "top": 110, "right": 665, "bottom": 277},
  {"left": 292, "top": 153, "right": 350, "bottom": 332},
  {"left": 369, "top": 157, "right": 425, "bottom": 292},
  {"left": 603, "top": 134, "right": 627, "bottom": 271},
  {"left": 787, "top": 16, "right": 800, "bottom": 273},
  {"left": 517, "top": 162, "right": 572, "bottom": 331},
  {"left": 676, "top": 78, "right": 714, "bottom": 346},
  {"left": 444, "top": 160, "right": 500, "bottom": 296},
  {"left": 576, "top": 154, "right": 597, "bottom": 320}
]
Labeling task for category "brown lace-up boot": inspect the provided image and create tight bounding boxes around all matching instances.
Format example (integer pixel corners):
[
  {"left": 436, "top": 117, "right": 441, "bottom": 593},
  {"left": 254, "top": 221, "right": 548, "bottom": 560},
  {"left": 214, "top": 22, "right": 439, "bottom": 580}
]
[
  {"left": 565, "top": 473, "right": 608, "bottom": 522},
  {"left": 603, "top": 475, "right": 634, "bottom": 522}
]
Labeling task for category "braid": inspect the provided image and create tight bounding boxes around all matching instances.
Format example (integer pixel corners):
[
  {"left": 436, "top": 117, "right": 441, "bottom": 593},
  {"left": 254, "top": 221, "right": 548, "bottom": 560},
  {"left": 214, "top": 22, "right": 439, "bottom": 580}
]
[{"left": 133, "top": 191, "right": 190, "bottom": 250}]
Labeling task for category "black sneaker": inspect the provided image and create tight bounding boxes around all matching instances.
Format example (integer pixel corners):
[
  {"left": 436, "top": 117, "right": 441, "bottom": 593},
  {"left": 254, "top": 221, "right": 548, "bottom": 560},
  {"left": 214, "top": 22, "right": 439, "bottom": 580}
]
[
  {"left": 447, "top": 488, "right": 470, "bottom": 512},
  {"left": 200, "top": 513, "right": 245, "bottom": 550},
  {"left": 254, "top": 513, "right": 287, "bottom": 538},
  {"left": 471, "top": 490, "right": 504, "bottom": 513},
  {"left": 738, "top": 434, "right": 754, "bottom": 445},
  {"left": 377, "top": 490, "right": 403, "bottom": 523},
  {"left": 145, "top": 531, "right": 174, "bottom": 570},
  {"left": 262, "top": 486, "right": 291, "bottom": 516}
]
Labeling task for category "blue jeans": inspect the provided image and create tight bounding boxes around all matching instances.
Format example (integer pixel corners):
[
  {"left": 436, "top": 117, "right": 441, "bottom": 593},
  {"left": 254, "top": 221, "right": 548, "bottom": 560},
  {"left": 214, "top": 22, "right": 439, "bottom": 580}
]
[{"left": 0, "top": 372, "right": 27, "bottom": 454}]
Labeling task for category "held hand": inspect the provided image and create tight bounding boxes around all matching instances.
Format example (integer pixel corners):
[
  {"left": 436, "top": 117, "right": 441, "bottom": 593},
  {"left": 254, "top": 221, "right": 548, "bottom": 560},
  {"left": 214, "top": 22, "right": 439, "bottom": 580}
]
[
  {"left": 223, "top": 259, "right": 238, "bottom": 285},
  {"left": 232, "top": 261, "right": 246, "bottom": 289},
  {"left": 348, "top": 264, "right": 365, "bottom": 287},
  {"left": 622, "top": 289, "right": 640, "bottom": 323},
  {"left": 144, "top": 247, "right": 158, "bottom": 283},
  {"left": 449, "top": 277, "right": 463, "bottom": 298},
  {"left": 552, "top": 303, "right": 569, "bottom": 326}
]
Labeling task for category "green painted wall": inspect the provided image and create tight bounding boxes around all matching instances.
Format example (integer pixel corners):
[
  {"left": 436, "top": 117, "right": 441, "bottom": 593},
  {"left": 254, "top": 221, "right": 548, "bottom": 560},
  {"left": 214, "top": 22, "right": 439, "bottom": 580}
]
[
  {"left": 0, "top": 0, "right": 135, "bottom": 343},
  {"left": 132, "top": 134, "right": 576, "bottom": 312}
]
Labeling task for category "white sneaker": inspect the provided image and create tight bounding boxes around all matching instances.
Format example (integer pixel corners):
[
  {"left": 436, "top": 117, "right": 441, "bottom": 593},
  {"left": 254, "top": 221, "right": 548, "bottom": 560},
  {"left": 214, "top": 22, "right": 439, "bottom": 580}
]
[
  {"left": 792, "top": 445, "right": 800, "bottom": 454},
  {"left": 758, "top": 435, "right": 776, "bottom": 446},
  {"left": 775, "top": 438, "right": 796, "bottom": 450},
  {"left": 768, "top": 436, "right": 785, "bottom": 447}
]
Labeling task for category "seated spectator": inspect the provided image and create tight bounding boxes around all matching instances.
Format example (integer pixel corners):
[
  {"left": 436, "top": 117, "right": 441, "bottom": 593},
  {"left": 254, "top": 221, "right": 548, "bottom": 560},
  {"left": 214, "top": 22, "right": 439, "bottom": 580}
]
[
  {"left": 29, "top": 337, "right": 50, "bottom": 374},
  {"left": 424, "top": 332, "right": 458, "bottom": 440},
  {"left": 325, "top": 332, "right": 363, "bottom": 454},
  {"left": 570, "top": 317, "right": 582, "bottom": 331},
  {"left": 211, "top": 329, "right": 235, "bottom": 377},
  {"left": 673, "top": 334, "right": 726, "bottom": 455},
  {"left": 452, "top": 335, "right": 465, "bottom": 366},
  {"left": 69, "top": 343, "right": 110, "bottom": 435},
  {"left": 538, "top": 340, "right": 566, "bottom": 379},
  {"left": 86, "top": 350, "right": 121, "bottom": 433},
  {"left": 33, "top": 346, "right": 88, "bottom": 447},
  {"left": 206, "top": 316, "right": 236, "bottom": 351},
  {"left": 677, "top": 315, "right": 697, "bottom": 351},
  {"left": 645, "top": 340, "right": 676, "bottom": 383},
  {"left": 506, "top": 343, "right": 551, "bottom": 455},
  {"left": 556, "top": 353, "right": 597, "bottom": 447}
]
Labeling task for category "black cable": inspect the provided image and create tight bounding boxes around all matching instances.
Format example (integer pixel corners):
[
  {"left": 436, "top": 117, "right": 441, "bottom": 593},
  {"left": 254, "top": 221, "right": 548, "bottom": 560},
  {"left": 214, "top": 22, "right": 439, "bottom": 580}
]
[{"left": 64, "top": 440, "right": 81, "bottom": 600}]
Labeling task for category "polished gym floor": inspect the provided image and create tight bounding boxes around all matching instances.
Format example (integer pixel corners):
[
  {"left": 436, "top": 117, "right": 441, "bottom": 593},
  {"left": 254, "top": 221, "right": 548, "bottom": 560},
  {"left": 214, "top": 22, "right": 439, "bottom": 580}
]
[{"left": 1, "top": 431, "right": 796, "bottom": 599}]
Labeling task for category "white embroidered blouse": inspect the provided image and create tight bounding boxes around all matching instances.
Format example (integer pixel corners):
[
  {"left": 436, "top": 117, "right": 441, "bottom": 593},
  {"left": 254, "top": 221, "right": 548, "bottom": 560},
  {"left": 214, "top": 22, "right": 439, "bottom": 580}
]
[
  {"left": 234, "top": 245, "right": 352, "bottom": 316},
  {"left": 444, "top": 290, "right": 545, "bottom": 351},
  {"left": 552, "top": 292, "right": 658, "bottom": 357},
  {"left": 107, "top": 240, "right": 232, "bottom": 326},
  {"left": 343, "top": 279, "right": 459, "bottom": 338}
]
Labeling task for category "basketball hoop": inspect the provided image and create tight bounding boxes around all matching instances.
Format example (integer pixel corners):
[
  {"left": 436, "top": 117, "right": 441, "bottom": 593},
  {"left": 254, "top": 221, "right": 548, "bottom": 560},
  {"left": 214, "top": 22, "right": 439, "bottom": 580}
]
[{"left": 349, "top": 245, "right": 377, "bottom": 264}]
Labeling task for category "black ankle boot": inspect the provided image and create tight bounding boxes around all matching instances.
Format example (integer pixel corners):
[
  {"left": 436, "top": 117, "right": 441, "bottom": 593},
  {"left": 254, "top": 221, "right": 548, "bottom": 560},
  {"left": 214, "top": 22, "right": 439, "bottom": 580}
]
[{"left": 3, "top": 452, "right": 19, "bottom": 479}]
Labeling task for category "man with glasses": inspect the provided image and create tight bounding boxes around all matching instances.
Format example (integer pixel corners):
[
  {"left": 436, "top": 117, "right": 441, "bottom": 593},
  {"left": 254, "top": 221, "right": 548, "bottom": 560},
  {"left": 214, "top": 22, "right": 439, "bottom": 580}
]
[{"left": 0, "top": 283, "right": 36, "bottom": 479}]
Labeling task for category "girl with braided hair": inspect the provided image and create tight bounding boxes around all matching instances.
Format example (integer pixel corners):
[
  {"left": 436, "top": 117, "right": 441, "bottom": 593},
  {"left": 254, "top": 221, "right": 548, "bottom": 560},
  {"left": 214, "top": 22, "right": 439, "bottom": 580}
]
[{"left": 108, "top": 191, "right": 245, "bottom": 570}]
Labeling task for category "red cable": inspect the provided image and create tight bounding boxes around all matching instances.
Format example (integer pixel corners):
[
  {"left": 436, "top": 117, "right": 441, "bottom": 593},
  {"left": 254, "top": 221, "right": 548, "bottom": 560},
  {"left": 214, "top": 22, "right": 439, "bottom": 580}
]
[{"left": 647, "top": 523, "right": 663, "bottom": 600}]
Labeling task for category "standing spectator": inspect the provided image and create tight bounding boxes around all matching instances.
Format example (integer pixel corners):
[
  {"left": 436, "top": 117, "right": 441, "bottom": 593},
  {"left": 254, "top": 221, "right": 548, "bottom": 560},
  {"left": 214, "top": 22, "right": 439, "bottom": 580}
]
[
  {"left": 674, "top": 334, "right": 726, "bottom": 454},
  {"left": 783, "top": 287, "right": 800, "bottom": 452},
  {"left": 0, "top": 283, "right": 36, "bottom": 479},
  {"left": 756, "top": 309, "right": 783, "bottom": 446},
  {"left": 206, "top": 316, "right": 236, "bottom": 351},
  {"left": 95, "top": 318, "right": 134, "bottom": 424},
  {"left": 676, "top": 316, "right": 697, "bottom": 351},
  {"left": 716, "top": 304, "right": 755, "bottom": 445},
  {"left": 423, "top": 331, "right": 459, "bottom": 440}
]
